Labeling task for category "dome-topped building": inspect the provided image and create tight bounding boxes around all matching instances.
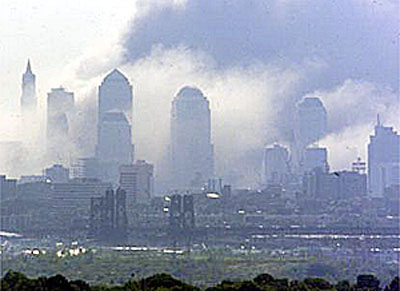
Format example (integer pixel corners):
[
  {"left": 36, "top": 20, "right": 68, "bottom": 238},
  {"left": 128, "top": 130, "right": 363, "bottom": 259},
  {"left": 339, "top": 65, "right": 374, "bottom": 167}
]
[
  {"left": 170, "top": 86, "right": 214, "bottom": 189},
  {"left": 98, "top": 69, "right": 133, "bottom": 122},
  {"left": 96, "top": 69, "right": 134, "bottom": 183},
  {"left": 176, "top": 86, "right": 205, "bottom": 99}
]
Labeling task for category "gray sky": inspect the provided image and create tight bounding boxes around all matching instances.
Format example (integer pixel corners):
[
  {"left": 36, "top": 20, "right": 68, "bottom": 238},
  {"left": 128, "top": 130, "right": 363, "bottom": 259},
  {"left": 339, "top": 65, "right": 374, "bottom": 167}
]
[{"left": 1, "top": 0, "right": 398, "bottom": 185}]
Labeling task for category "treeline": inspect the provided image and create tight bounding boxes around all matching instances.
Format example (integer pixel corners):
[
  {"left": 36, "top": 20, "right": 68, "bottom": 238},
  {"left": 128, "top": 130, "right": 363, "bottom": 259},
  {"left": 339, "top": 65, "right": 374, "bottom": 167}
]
[{"left": 1, "top": 270, "right": 399, "bottom": 291}]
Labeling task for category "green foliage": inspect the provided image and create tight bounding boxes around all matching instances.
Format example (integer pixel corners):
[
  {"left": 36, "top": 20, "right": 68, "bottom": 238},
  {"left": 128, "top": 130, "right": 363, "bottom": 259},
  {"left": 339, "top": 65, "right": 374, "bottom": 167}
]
[{"left": 1, "top": 270, "right": 398, "bottom": 291}]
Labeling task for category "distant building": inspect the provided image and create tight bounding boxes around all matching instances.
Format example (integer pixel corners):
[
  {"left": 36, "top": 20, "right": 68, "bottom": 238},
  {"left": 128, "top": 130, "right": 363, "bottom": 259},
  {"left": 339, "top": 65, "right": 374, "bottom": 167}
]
[
  {"left": 302, "top": 168, "right": 339, "bottom": 200},
  {"left": 44, "top": 164, "right": 69, "bottom": 183},
  {"left": 262, "top": 144, "right": 289, "bottom": 185},
  {"left": 21, "top": 60, "right": 36, "bottom": 116},
  {"left": 19, "top": 175, "right": 48, "bottom": 185},
  {"left": 337, "top": 171, "right": 367, "bottom": 199},
  {"left": 119, "top": 160, "right": 154, "bottom": 205},
  {"left": 96, "top": 112, "right": 134, "bottom": 183},
  {"left": 295, "top": 97, "right": 327, "bottom": 147},
  {"left": 302, "top": 147, "right": 329, "bottom": 174},
  {"left": 168, "top": 194, "right": 195, "bottom": 234},
  {"left": 50, "top": 178, "right": 112, "bottom": 217},
  {"left": 96, "top": 69, "right": 134, "bottom": 183},
  {"left": 0, "top": 175, "right": 17, "bottom": 200},
  {"left": 170, "top": 86, "right": 214, "bottom": 189},
  {"left": 302, "top": 168, "right": 366, "bottom": 200},
  {"left": 293, "top": 97, "right": 327, "bottom": 175},
  {"left": 352, "top": 157, "right": 366, "bottom": 174},
  {"left": 368, "top": 116, "right": 400, "bottom": 197},
  {"left": 47, "top": 87, "right": 75, "bottom": 164},
  {"left": 89, "top": 187, "right": 127, "bottom": 242},
  {"left": 71, "top": 157, "right": 99, "bottom": 179}
]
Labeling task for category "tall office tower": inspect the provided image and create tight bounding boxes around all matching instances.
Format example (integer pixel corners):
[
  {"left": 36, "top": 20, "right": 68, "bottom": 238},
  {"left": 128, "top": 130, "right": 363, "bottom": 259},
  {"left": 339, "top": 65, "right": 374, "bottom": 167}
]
[
  {"left": 302, "top": 147, "right": 329, "bottom": 174},
  {"left": 262, "top": 144, "right": 289, "bottom": 186},
  {"left": 368, "top": 116, "right": 400, "bottom": 197},
  {"left": 97, "top": 69, "right": 134, "bottom": 183},
  {"left": 170, "top": 86, "right": 214, "bottom": 189},
  {"left": 97, "top": 112, "right": 133, "bottom": 183},
  {"left": 119, "top": 160, "right": 154, "bottom": 205},
  {"left": 293, "top": 97, "right": 327, "bottom": 175},
  {"left": 21, "top": 60, "right": 36, "bottom": 115},
  {"left": 98, "top": 69, "right": 133, "bottom": 122},
  {"left": 295, "top": 97, "right": 327, "bottom": 147},
  {"left": 47, "top": 87, "right": 75, "bottom": 164}
]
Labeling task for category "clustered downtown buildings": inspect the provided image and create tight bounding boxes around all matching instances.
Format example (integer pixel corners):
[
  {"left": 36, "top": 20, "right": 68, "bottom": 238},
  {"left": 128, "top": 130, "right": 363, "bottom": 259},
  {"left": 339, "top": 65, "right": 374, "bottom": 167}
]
[{"left": 0, "top": 60, "right": 399, "bottom": 242}]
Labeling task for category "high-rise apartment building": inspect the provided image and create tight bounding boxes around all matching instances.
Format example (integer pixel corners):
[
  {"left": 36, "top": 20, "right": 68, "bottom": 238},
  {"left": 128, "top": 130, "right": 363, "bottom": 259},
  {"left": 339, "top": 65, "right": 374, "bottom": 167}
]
[
  {"left": 368, "top": 116, "right": 400, "bottom": 197},
  {"left": 170, "top": 86, "right": 214, "bottom": 189}
]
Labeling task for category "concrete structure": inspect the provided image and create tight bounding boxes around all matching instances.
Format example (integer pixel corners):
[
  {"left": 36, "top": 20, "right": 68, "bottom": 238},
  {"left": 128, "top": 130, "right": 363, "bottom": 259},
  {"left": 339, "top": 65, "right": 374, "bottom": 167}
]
[
  {"left": 262, "top": 144, "right": 289, "bottom": 185},
  {"left": 170, "top": 86, "right": 214, "bottom": 189},
  {"left": 47, "top": 87, "right": 75, "bottom": 164},
  {"left": 119, "top": 160, "right": 154, "bottom": 204},
  {"left": 368, "top": 116, "right": 400, "bottom": 197},
  {"left": 96, "top": 69, "right": 134, "bottom": 183},
  {"left": 44, "top": 164, "right": 69, "bottom": 183},
  {"left": 0, "top": 175, "right": 17, "bottom": 200}
]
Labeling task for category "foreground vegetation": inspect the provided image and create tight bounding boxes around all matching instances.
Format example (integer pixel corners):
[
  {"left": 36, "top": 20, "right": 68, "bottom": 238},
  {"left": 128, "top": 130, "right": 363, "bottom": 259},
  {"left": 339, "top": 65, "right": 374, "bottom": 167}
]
[
  {"left": 2, "top": 248, "right": 398, "bottom": 287},
  {"left": 1, "top": 270, "right": 399, "bottom": 291}
]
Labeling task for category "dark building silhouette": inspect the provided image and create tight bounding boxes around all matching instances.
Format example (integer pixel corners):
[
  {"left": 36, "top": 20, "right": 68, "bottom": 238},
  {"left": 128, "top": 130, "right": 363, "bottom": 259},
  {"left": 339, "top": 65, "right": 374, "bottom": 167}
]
[{"left": 89, "top": 187, "right": 128, "bottom": 242}]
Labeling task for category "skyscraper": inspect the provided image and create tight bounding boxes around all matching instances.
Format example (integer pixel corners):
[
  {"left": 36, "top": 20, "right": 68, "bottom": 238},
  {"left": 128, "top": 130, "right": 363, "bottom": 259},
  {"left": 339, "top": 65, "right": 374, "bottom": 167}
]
[
  {"left": 98, "top": 69, "right": 133, "bottom": 123},
  {"left": 21, "top": 60, "right": 36, "bottom": 115},
  {"left": 170, "top": 86, "right": 214, "bottom": 189},
  {"left": 97, "top": 112, "right": 133, "bottom": 182},
  {"left": 96, "top": 69, "right": 134, "bottom": 184},
  {"left": 368, "top": 116, "right": 400, "bottom": 197},
  {"left": 295, "top": 97, "right": 327, "bottom": 147},
  {"left": 293, "top": 97, "right": 327, "bottom": 175},
  {"left": 47, "top": 87, "right": 75, "bottom": 164}
]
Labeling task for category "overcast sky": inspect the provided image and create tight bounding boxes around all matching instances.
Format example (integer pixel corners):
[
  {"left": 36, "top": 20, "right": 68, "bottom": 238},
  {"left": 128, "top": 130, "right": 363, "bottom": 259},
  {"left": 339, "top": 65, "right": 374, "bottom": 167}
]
[{"left": 1, "top": 0, "right": 398, "bottom": 185}]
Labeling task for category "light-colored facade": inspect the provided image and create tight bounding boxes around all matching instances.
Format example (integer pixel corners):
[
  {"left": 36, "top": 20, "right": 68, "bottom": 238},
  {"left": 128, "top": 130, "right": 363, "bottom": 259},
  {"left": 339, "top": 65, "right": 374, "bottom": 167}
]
[
  {"left": 119, "top": 160, "right": 154, "bottom": 205},
  {"left": 368, "top": 117, "right": 400, "bottom": 197},
  {"left": 96, "top": 69, "right": 134, "bottom": 184},
  {"left": 47, "top": 87, "right": 75, "bottom": 165},
  {"left": 170, "top": 86, "right": 214, "bottom": 189}
]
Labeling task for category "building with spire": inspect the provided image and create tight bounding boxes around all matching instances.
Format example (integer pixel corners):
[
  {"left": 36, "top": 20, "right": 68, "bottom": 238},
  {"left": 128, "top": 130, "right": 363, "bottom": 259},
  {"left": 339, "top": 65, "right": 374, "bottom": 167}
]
[
  {"left": 170, "top": 86, "right": 214, "bottom": 189},
  {"left": 96, "top": 69, "right": 134, "bottom": 183},
  {"left": 21, "top": 60, "right": 36, "bottom": 114},
  {"left": 367, "top": 115, "right": 400, "bottom": 197}
]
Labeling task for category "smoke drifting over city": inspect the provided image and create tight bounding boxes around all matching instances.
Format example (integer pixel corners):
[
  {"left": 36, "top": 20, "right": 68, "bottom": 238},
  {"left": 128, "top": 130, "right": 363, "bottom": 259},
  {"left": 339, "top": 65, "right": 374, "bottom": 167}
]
[
  {"left": 1, "top": 1, "right": 400, "bottom": 287},
  {"left": 0, "top": 0, "right": 398, "bottom": 187}
]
